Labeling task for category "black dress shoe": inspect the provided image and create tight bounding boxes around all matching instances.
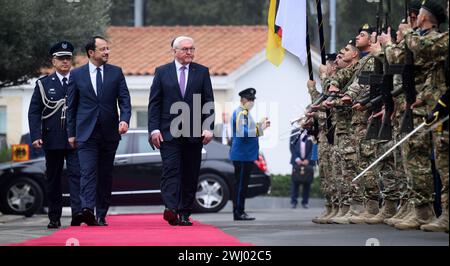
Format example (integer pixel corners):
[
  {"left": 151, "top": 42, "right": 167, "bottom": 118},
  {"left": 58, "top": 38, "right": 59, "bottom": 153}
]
[
  {"left": 163, "top": 208, "right": 179, "bottom": 226},
  {"left": 82, "top": 208, "right": 99, "bottom": 226},
  {"left": 47, "top": 220, "right": 61, "bottom": 229},
  {"left": 233, "top": 212, "right": 256, "bottom": 221},
  {"left": 97, "top": 217, "right": 108, "bottom": 226},
  {"left": 71, "top": 212, "right": 84, "bottom": 226},
  {"left": 179, "top": 215, "right": 193, "bottom": 226}
]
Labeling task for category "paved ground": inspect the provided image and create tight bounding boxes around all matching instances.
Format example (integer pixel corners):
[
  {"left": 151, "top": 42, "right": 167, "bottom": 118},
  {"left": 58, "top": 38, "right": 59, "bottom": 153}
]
[{"left": 0, "top": 197, "right": 448, "bottom": 246}]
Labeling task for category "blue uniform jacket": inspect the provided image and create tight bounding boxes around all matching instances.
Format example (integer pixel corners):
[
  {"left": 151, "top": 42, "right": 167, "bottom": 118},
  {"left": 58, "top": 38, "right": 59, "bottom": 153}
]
[
  {"left": 66, "top": 63, "right": 131, "bottom": 142},
  {"left": 229, "top": 106, "right": 262, "bottom": 162},
  {"left": 28, "top": 72, "right": 71, "bottom": 150}
]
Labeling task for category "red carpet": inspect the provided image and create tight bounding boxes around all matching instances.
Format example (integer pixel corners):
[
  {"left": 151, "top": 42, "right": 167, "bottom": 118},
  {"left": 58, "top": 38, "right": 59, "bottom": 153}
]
[{"left": 11, "top": 214, "right": 251, "bottom": 246}]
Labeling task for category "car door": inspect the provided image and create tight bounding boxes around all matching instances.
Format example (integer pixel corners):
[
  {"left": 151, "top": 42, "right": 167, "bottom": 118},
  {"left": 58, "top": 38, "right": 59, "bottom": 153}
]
[
  {"left": 118, "top": 131, "right": 163, "bottom": 205},
  {"left": 110, "top": 132, "right": 140, "bottom": 205}
]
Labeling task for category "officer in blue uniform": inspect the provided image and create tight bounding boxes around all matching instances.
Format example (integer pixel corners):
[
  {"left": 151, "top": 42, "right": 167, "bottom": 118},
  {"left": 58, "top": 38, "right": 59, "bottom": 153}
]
[
  {"left": 28, "top": 41, "right": 82, "bottom": 229},
  {"left": 230, "top": 88, "right": 270, "bottom": 221}
]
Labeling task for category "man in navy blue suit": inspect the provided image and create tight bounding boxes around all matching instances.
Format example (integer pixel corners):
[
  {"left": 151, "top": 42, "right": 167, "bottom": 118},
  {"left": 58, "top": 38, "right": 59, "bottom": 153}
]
[
  {"left": 290, "top": 122, "right": 315, "bottom": 209},
  {"left": 28, "top": 41, "right": 82, "bottom": 229},
  {"left": 148, "top": 36, "right": 215, "bottom": 226},
  {"left": 67, "top": 36, "right": 131, "bottom": 226}
]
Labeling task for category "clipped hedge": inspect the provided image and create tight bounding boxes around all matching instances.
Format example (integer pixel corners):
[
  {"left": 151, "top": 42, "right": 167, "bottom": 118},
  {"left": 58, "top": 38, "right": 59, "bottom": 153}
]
[{"left": 269, "top": 169, "right": 323, "bottom": 198}]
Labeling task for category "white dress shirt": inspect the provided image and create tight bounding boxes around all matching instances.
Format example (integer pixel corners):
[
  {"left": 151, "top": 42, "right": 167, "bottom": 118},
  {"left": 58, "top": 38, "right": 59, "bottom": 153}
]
[
  {"left": 174, "top": 59, "right": 189, "bottom": 91},
  {"left": 55, "top": 71, "right": 70, "bottom": 87},
  {"left": 151, "top": 60, "right": 190, "bottom": 136},
  {"left": 88, "top": 61, "right": 104, "bottom": 95}
]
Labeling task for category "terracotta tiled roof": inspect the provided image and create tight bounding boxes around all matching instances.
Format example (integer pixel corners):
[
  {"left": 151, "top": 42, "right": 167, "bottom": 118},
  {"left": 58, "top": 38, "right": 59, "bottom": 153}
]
[{"left": 76, "top": 26, "right": 268, "bottom": 76}]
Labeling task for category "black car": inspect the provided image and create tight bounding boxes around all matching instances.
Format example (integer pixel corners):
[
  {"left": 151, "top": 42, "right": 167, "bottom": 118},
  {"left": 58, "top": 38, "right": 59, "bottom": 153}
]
[{"left": 0, "top": 129, "right": 271, "bottom": 216}]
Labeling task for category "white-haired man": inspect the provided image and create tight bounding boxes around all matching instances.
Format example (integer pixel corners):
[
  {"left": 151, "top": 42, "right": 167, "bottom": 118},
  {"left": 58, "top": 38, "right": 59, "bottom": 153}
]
[{"left": 148, "top": 36, "right": 215, "bottom": 226}]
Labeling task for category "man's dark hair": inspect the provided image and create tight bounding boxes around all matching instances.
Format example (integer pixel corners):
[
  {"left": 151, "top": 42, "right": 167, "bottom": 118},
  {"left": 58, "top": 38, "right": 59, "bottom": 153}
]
[{"left": 85, "top": 36, "right": 107, "bottom": 58}]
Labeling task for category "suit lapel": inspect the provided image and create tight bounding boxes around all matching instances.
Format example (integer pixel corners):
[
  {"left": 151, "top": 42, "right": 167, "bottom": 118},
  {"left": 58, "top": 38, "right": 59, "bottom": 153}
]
[
  {"left": 170, "top": 62, "right": 183, "bottom": 99},
  {"left": 82, "top": 64, "right": 97, "bottom": 99}
]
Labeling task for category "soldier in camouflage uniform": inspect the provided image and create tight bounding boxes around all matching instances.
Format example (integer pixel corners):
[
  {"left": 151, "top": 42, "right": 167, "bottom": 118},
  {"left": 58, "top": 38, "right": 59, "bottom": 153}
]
[
  {"left": 377, "top": 1, "right": 424, "bottom": 226},
  {"left": 421, "top": 1, "right": 449, "bottom": 233},
  {"left": 338, "top": 25, "right": 381, "bottom": 224},
  {"left": 361, "top": 24, "right": 410, "bottom": 225},
  {"left": 308, "top": 56, "right": 337, "bottom": 223},
  {"left": 308, "top": 53, "right": 349, "bottom": 223},
  {"left": 394, "top": 0, "right": 448, "bottom": 230},
  {"left": 322, "top": 37, "right": 373, "bottom": 224},
  {"left": 309, "top": 47, "right": 362, "bottom": 223}
]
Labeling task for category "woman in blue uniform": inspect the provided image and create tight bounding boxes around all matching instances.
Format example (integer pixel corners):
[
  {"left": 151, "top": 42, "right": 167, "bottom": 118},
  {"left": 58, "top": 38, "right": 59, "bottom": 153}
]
[{"left": 230, "top": 88, "right": 270, "bottom": 220}]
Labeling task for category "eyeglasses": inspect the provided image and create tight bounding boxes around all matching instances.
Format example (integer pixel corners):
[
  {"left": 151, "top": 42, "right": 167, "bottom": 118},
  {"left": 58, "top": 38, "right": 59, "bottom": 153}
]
[
  {"left": 176, "top": 47, "right": 196, "bottom": 53},
  {"left": 55, "top": 56, "right": 73, "bottom": 61},
  {"left": 96, "top": 47, "right": 111, "bottom": 52}
]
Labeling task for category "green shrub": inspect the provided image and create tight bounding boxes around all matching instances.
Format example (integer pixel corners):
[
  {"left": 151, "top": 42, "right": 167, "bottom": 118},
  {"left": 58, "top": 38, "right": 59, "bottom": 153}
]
[
  {"left": 268, "top": 167, "right": 324, "bottom": 198},
  {"left": 0, "top": 147, "right": 11, "bottom": 163}
]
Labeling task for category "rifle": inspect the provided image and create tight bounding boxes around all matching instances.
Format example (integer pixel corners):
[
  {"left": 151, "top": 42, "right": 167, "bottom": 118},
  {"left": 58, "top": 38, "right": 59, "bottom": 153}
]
[
  {"left": 355, "top": 0, "right": 384, "bottom": 140},
  {"left": 315, "top": 0, "right": 334, "bottom": 145},
  {"left": 378, "top": 63, "right": 394, "bottom": 140}
]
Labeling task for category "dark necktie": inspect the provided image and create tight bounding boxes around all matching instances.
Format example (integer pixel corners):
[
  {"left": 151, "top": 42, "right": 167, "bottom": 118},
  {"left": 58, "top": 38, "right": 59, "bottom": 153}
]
[
  {"left": 179, "top": 66, "right": 186, "bottom": 97},
  {"left": 62, "top": 77, "right": 68, "bottom": 94},
  {"left": 96, "top": 67, "right": 103, "bottom": 97}
]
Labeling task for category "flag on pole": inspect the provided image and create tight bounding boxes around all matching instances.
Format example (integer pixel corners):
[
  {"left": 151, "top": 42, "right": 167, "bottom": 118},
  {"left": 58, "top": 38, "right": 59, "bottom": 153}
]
[
  {"left": 275, "top": 0, "right": 308, "bottom": 65},
  {"left": 266, "top": 0, "right": 285, "bottom": 66}
]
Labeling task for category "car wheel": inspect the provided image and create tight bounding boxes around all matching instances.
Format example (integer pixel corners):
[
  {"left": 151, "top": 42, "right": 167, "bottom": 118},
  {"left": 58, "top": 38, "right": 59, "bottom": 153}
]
[
  {"left": 194, "top": 173, "right": 229, "bottom": 213},
  {"left": 0, "top": 177, "right": 44, "bottom": 217}
]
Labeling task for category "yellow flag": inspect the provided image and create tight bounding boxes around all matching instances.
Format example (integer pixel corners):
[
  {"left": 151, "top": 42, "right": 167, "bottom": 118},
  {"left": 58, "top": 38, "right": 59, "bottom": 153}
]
[
  {"left": 266, "top": 0, "right": 285, "bottom": 66},
  {"left": 12, "top": 144, "right": 29, "bottom": 162}
]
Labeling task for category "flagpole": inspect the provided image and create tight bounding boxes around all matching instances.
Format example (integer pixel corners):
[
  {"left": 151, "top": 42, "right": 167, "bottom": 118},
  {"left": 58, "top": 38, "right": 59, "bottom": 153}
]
[
  {"left": 306, "top": 23, "right": 314, "bottom": 81},
  {"left": 315, "top": 0, "right": 326, "bottom": 65}
]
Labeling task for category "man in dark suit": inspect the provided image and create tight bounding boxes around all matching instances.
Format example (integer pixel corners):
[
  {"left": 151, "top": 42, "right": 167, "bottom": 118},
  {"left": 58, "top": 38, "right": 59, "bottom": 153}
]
[
  {"left": 148, "top": 36, "right": 215, "bottom": 226},
  {"left": 290, "top": 122, "right": 315, "bottom": 209},
  {"left": 67, "top": 36, "right": 131, "bottom": 226},
  {"left": 28, "top": 41, "right": 82, "bottom": 229}
]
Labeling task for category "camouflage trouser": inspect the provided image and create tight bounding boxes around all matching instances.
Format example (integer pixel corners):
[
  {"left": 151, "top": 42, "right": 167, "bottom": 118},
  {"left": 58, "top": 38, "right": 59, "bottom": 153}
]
[
  {"left": 358, "top": 138, "right": 381, "bottom": 201},
  {"left": 334, "top": 133, "right": 362, "bottom": 205},
  {"left": 435, "top": 130, "right": 449, "bottom": 208},
  {"left": 375, "top": 140, "right": 404, "bottom": 201},
  {"left": 402, "top": 115, "right": 434, "bottom": 206},
  {"left": 318, "top": 139, "right": 335, "bottom": 205},
  {"left": 394, "top": 113, "right": 411, "bottom": 201}
]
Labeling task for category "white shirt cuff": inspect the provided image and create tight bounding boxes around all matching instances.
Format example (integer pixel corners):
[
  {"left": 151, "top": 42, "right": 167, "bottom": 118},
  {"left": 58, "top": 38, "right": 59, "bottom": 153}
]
[{"left": 151, "top": 130, "right": 161, "bottom": 136}]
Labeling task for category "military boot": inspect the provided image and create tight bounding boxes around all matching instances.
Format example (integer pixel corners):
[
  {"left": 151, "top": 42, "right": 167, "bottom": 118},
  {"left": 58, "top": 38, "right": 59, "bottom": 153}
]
[
  {"left": 386, "top": 201, "right": 414, "bottom": 226},
  {"left": 327, "top": 204, "right": 349, "bottom": 224},
  {"left": 366, "top": 200, "right": 397, "bottom": 224},
  {"left": 319, "top": 204, "right": 339, "bottom": 224},
  {"left": 384, "top": 200, "right": 410, "bottom": 225},
  {"left": 395, "top": 203, "right": 436, "bottom": 230},
  {"left": 332, "top": 201, "right": 364, "bottom": 224},
  {"left": 312, "top": 204, "right": 332, "bottom": 224},
  {"left": 349, "top": 199, "right": 379, "bottom": 224},
  {"left": 421, "top": 203, "right": 449, "bottom": 232}
]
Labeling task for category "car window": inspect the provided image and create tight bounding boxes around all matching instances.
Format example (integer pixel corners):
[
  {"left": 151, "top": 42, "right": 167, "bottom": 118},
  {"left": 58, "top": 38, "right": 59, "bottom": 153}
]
[
  {"left": 116, "top": 134, "right": 130, "bottom": 155},
  {"left": 136, "top": 133, "right": 157, "bottom": 154}
]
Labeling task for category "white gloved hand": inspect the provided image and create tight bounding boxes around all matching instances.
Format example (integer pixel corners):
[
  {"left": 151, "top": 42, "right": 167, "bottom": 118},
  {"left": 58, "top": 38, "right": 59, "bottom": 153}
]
[{"left": 259, "top": 117, "right": 270, "bottom": 130}]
